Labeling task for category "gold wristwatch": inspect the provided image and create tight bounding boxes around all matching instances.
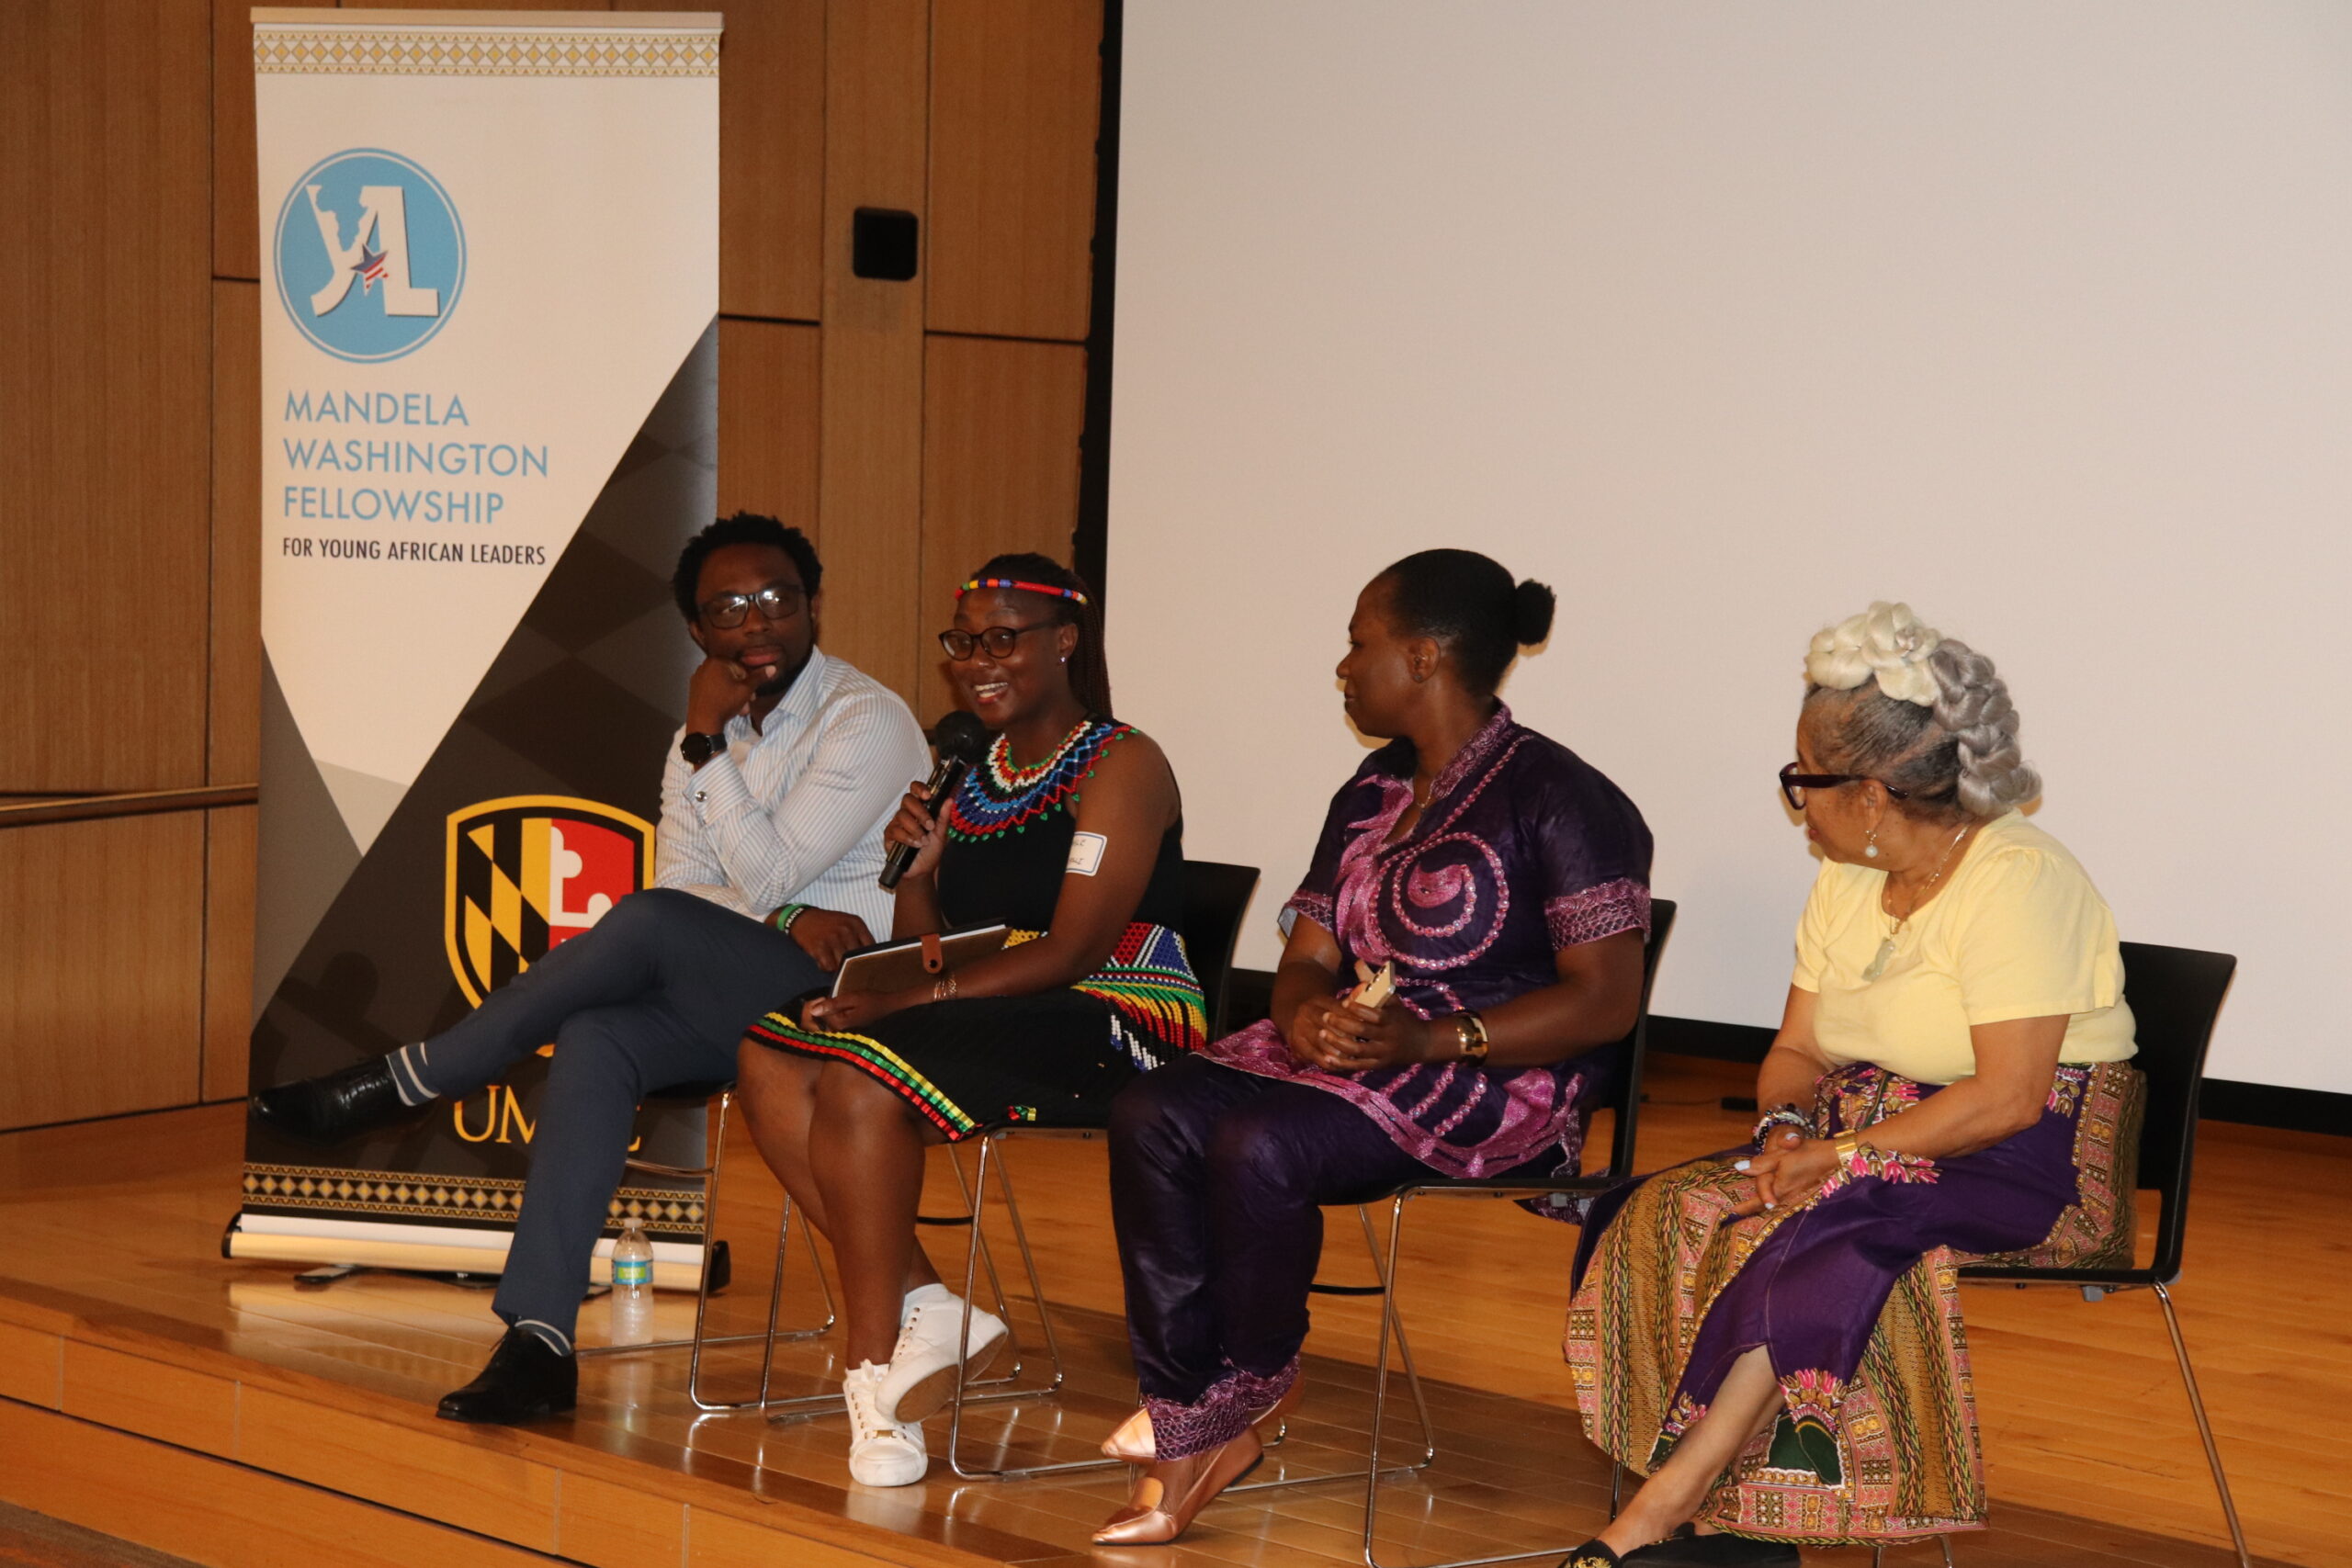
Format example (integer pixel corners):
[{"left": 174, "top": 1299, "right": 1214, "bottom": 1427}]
[{"left": 1453, "top": 1011, "right": 1489, "bottom": 1065}]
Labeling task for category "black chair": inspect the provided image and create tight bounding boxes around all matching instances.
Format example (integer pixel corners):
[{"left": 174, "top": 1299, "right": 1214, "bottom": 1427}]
[
  {"left": 1957, "top": 941, "right": 2247, "bottom": 1568},
  {"left": 1250, "top": 901, "right": 1675, "bottom": 1551},
  {"left": 928, "top": 858, "right": 1263, "bottom": 1479},
  {"left": 1183, "top": 859, "right": 1263, "bottom": 1041}
]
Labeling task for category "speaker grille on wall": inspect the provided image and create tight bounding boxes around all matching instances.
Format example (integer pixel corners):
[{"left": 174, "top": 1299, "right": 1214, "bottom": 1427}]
[{"left": 853, "top": 208, "right": 920, "bottom": 279}]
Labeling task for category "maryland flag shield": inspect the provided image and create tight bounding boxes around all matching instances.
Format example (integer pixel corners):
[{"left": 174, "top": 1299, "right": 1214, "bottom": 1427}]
[{"left": 445, "top": 795, "right": 656, "bottom": 1006}]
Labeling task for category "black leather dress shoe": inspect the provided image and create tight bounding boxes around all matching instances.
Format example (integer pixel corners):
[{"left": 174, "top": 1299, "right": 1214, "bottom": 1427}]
[
  {"left": 248, "top": 1057, "right": 417, "bottom": 1146},
  {"left": 436, "top": 1329, "right": 578, "bottom": 1424}
]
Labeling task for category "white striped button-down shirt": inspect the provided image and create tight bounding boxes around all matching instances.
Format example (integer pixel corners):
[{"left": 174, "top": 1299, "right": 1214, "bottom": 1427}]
[{"left": 653, "top": 646, "right": 931, "bottom": 934}]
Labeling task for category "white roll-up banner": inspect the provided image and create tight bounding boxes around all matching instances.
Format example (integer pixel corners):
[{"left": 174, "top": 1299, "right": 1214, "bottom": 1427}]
[{"left": 232, "top": 9, "right": 722, "bottom": 1282}]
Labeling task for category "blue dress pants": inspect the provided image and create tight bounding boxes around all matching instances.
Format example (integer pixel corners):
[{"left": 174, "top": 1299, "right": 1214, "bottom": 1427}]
[{"left": 408, "top": 887, "right": 824, "bottom": 1341}]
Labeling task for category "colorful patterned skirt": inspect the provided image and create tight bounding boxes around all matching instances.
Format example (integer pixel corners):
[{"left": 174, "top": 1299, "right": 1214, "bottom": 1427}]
[
  {"left": 1564, "top": 1059, "right": 2143, "bottom": 1546},
  {"left": 742, "top": 922, "right": 1205, "bottom": 1141}
]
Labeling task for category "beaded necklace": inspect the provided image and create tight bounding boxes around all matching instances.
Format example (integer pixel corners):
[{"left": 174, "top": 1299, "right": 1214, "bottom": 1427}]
[
  {"left": 948, "top": 716, "right": 1128, "bottom": 839},
  {"left": 987, "top": 718, "right": 1093, "bottom": 789}
]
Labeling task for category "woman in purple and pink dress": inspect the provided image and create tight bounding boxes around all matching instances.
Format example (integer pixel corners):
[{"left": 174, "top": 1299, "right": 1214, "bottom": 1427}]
[{"left": 1091, "top": 550, "right": 1655, "bottom": 1545}]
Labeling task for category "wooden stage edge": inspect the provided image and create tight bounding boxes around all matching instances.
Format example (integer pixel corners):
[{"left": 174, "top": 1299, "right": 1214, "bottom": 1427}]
[
  {"left": 0, "top": 1281, "right": 1019, "bottom": 1568},
  {"left": 0, "top": 1061, "right": 2337, "bottom": 1568}
]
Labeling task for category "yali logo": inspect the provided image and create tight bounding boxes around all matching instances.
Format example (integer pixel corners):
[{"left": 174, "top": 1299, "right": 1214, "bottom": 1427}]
[{"left": 274, "top": 149, "right": 465, "bottom": 363}]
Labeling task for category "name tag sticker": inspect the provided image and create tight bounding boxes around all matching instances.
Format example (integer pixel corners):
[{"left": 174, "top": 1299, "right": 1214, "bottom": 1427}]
[{"left": 1067, "top": 831, "right": 1107, "bottom": 876}]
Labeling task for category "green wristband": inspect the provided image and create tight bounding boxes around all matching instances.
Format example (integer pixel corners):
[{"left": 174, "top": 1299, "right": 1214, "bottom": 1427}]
[{"left": 772, "top": 903, "right": 809, "bottom": 933}]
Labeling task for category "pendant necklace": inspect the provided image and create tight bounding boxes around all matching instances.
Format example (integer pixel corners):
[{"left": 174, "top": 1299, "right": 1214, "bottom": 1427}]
[{"left": 1861, "top": 823, "right": 1973, "bottom": 983}]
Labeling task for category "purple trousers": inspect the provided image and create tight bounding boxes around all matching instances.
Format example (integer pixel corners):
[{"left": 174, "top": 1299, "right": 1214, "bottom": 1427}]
[{"left": 1110, "top": 1054, "right": 1566, "bottom": 1455}]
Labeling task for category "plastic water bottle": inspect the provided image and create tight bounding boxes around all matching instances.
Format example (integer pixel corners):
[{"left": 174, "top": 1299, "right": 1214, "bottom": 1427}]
[{"left": 610, "top": 1217, "right": 656, "bottom": 1347}]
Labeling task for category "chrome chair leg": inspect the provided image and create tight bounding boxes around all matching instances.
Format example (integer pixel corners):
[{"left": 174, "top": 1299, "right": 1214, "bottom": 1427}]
[
  {"left": 945, "top": 1130, "right": 1116, "bottom": 1480},
  {"left": 1371, "top": 1199, "right": 1584, "bottom": 1568},
  {"left": 2154, "top": 1280, "right": 2252, "bottom": 1568},
  {"left": 763, "top": 1138, "right": 1034, "bottom": 1426},
  {"left": 1237, "top": 1200, "right": 1435, "bottom": 1498},
  {"left": 943, "top": 1141, "right": 1035, "bottom": 1392},
  {"left": 678, "top": 1090, "right": 831, "bottom": 1410},
  {"left": 686, "top": 1190, "right": 790, "bottom": 1411},
  {"left": 582, "top": 1090, "right": 830, "bottom": 1415}
]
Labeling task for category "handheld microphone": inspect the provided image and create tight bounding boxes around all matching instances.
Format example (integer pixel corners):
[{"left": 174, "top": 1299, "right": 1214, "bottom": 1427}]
[{"left": 879, "top": 711, "right": 990, "bottom": 890}]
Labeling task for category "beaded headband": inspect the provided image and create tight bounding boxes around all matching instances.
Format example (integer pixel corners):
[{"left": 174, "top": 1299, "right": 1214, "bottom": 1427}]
[{"left": 957, "top": 576, "right": 1091, "bottom": 606}]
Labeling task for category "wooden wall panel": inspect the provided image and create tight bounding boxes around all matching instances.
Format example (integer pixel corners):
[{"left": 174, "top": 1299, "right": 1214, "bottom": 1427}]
[
  {"left": 816, "top": 0, "right": 932, "bottom": 703},
  {"left": 212, "top": 280, "right": 262, "bottom": 784},
  {"left": 718, "top": 320, "right": 822, "bottom": 532},
  {"left": 212, "top": 0, "right": 257, "bottom": 280},
  {"left": 203, "top": 805, "right": 257, "bottom": 1103},
  {"left": 0, "top": 0, "right": 211, "bottom": 793},
  {"left": 926, "top": 0, "right": 1102, "bottom": 343},
  {"left": 918, "top": 335, "right": 1088, "bottom": 714},
  {"left": 642, "top": 0, "right": 826, "bottom": 322},
  {"left": 0, "top": 816, "right": 205, "bottom": 1131}
]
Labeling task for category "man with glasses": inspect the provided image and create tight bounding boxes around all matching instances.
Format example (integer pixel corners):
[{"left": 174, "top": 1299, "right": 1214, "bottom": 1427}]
[{"left": 250, "top": 513, "right": 928, "bottom": 1426}]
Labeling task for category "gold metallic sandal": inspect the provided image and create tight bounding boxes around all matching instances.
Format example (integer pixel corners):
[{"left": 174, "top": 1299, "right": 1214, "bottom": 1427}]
[{"left": 1090, "top": 1427, "right": 1265, "bottom": 1545}]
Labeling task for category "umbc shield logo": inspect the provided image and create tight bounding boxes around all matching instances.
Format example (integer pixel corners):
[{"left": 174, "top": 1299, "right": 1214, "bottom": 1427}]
[
  {"left": 446, "top": 797, "right": 655, "bottom": 1008},
  {"left": 275, "top": 148, "right": 466, "bottom": 363}
]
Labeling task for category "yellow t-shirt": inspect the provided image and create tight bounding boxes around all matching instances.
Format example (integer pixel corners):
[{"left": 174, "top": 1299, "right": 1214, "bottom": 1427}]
[{"left": 1791, "top": 811, "right": 2137, "bottom": 1085}]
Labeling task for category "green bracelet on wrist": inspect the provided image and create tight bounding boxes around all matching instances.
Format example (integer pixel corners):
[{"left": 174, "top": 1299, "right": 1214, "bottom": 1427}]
[{"left": 772, "top": 903, "right": 809, "bottom": 933}]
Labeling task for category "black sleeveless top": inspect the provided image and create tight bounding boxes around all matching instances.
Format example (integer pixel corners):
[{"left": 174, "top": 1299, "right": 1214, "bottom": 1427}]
[
  {"left": 935, "top": 716, "right": 1203, "bottom": 1056},
  {"left": 938, "top": 716, "right": 1186, "bottom": 934}
]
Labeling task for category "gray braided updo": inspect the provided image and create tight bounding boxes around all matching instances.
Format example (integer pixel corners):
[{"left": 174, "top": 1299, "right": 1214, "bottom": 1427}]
[{"left": 1802, "top": 604, "right": 2041, "bottom": 822}]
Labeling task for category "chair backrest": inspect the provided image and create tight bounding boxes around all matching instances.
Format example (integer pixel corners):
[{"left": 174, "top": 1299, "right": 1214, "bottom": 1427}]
[
  {"left": 1181, "top": 859, "right": 1261, "bottom": 1040},
  {"left": 1592, "top": 897, "right": 1676, "bottom": 1179},
  {"left": 2114, "top": 939, "right": 2236, "bottom": 1282}
]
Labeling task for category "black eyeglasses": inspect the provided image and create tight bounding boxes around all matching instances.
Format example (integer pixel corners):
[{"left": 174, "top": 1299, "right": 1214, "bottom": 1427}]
[
  {"left": 938, "top": 623, "right": 1055, "bottom": 661},
  {"left": 1779, "top": 761, "right": 1909, "bottom": 811},
  {"left": 699, "top": 584, "right": 805, "bottom": 629}
]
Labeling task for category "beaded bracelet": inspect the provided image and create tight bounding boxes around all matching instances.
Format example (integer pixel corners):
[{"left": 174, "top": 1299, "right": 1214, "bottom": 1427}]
[
  {"left": 931, "top": 971, "right": 960, "bottom": 1003},
  {"left": 772, "top": 903, "right": 809, "bottom": 933},
  {"left": 1751, "top": 1104, "right": 1809, "bottom": 1150}
]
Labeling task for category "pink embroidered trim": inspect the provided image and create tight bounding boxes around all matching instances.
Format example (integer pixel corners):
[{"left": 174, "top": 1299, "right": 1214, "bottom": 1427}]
[
  {"left": 1816, "top": 1143, "right": 1940, "bottom": 1199},
  {"left": 1202, "top": 1019, "right": 1590, "bottom": 1179},
  {"left": 1144, "top": 1357, "right": 1299, "bottom": 1461},
  {"left": 1545, "top": 878, "right": 1651, "bottom": 949},
  {"left": 1283, "top": 891, "right": 1336, "bottom": 931}
]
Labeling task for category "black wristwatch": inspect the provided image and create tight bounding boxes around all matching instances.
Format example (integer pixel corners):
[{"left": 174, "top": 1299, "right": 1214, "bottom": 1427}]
[{"left": 679, "top": 730, "right": 729, "bottom": 766}]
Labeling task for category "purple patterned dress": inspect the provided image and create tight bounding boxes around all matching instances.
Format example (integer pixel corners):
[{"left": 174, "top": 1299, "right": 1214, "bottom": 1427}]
[{"left": 1203, "top": 704, "right": 1654, "bottom": 1178}]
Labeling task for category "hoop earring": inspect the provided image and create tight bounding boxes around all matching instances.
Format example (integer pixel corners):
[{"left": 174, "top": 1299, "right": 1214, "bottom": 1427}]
[{"left": 1864, "top": 826, "right": 1881, "bottom": 860}]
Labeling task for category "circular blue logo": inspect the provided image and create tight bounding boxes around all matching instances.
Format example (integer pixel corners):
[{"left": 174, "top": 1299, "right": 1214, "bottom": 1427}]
[{"left": 274, "top": 149, "right": 466, "bottom": 363}]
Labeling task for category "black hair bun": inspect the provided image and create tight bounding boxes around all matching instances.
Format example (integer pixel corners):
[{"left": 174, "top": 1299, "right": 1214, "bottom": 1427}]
[{"left": 1513, "top": 579, "right": 1556, "bottom": 647}]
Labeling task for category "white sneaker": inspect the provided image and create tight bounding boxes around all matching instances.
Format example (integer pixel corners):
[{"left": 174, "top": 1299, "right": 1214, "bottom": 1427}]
[
  {"left": 876, "top": 1283, "right": 1008, "bottom": 1424},
  {"left": 842, "top": 1360, "right": 928, "bottom": 1486}
]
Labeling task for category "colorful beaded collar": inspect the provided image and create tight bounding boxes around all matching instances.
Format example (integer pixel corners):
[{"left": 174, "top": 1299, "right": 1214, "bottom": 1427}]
[{"left": 947, "top": 716, "right": 1128, "bottom": 839}]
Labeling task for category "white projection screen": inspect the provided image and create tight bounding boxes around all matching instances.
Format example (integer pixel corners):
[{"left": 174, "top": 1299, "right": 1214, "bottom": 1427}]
[{"left": 1104, "top": 3, "right": 2352, "bottom": 1096}]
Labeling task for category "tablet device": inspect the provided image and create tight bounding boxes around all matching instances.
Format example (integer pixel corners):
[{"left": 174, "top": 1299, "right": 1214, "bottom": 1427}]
[{"left": 830, "top": 923, "right": 1011, "bottom": 998}]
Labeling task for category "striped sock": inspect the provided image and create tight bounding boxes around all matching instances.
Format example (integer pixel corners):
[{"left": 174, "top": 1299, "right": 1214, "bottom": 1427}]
[
  {"left": 386, "top": 1044, "right": 434, "bottom": 1106},
  {"left": 514, "top": 1319, "right": 573, "bottom": 1357}
]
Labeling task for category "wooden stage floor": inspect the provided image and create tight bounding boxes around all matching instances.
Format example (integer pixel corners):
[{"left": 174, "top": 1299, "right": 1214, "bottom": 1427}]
[{"left": 0, "top": 1055, "right": 2338, "bottom": 1568}]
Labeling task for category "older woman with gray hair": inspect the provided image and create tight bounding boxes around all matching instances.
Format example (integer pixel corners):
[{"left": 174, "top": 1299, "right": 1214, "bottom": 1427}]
[{"left": 1558, "top": 604, "right": 2143, "bottom": 1568}]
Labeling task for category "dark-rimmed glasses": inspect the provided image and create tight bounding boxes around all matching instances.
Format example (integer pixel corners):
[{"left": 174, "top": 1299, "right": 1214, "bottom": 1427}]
[
  {"left": 699, "top": 584, "right": 805, "bottom": 629},
  {"left": 1779, "top": 761, "right": 1909, "bottom": 811},
  {"left": 939, "top": 623, "right": 1054, "bottom": 661}
]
